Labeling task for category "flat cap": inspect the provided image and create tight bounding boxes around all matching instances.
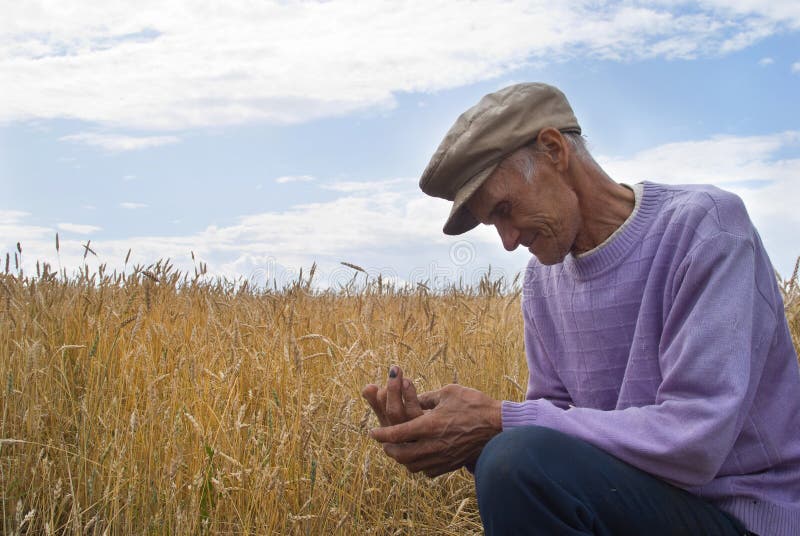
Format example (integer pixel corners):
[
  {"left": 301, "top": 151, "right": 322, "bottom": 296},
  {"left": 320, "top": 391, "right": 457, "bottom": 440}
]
[{"left": 418, "top": 83, "right": 581, "bottom": 235}]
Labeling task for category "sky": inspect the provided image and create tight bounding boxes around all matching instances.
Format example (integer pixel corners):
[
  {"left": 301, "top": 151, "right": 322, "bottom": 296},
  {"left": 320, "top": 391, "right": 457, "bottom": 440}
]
[{"left": 1, "top": 0, "right": 799, "bottom": 290}]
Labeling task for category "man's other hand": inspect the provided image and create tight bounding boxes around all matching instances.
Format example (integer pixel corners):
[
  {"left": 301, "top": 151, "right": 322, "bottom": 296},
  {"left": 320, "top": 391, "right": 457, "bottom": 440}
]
[
  {"left": 368, "top": 384, "right": 503, "bottom": 477},
  {"left": 361, "top": 365, "right": 424, "bottom": 427}
]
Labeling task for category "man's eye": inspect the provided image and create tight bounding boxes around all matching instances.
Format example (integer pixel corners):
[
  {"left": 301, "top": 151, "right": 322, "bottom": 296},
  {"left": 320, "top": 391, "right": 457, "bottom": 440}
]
[{"left": 489, "top": 202, "right": 509, "bottom": 223}]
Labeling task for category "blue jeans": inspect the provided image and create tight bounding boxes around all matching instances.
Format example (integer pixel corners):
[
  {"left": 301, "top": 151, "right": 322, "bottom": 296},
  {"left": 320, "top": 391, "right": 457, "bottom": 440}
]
[{"left": 474, "top": 426, "right": 751, "bottom": 535}]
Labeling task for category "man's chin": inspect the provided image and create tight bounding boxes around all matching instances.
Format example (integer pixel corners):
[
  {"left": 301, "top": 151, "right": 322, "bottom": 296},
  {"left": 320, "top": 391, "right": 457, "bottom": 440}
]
[{"left": 529, "top": 247, "right": 566, "bottom": 266}]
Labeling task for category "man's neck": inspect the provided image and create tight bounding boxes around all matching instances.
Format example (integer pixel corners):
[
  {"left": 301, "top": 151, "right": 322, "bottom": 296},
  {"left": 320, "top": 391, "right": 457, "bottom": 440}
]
[{"left": 570, "top": 165, "right": 636, "bottom": 255}]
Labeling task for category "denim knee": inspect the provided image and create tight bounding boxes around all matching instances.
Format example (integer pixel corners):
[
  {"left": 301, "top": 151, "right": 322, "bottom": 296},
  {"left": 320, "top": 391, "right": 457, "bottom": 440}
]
[{"left": 475, "top": 426, "right": 569, "bottom": 498}]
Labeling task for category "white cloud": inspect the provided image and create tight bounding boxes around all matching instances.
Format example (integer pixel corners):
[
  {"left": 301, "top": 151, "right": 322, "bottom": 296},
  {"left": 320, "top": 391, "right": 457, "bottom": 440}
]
[
  {"left": 1, "top": 178, "right": 517, "bottom": 288},
  {"left": 0, "top": 210, "right": 30, "bottom": 225},
  {"left": 0, "top": 213, "right": 53, "bottom": 254},
  {"left": 758, "top": 57, "right": 774, "bottom": 66},
  {"left": 792, "top": 62, "right": 800, "bottom": 73},
  {"left": 3, "top": 131, "right": 798, "bottom": 284},
  {"left": 322, "top": 178, "right": 412, "bottom": 193},
  {"left": 123, "top": 174, "right": 136, "bottom": 181},
  {"left": 598, "top": 131, "right": 800, "bottom": 277},
  {"left": 57, "top": 223, "right": 101, "bottom": 234},
  {"left": 697, "top": 0, "right": 800, "bottom": 29},
  {"left": 120, "top": 202, "right": 148, "bottom": 209},
  {"left": 598, "top": 132, "right": 799, "bottom": 186},
  {"left": 60, "top": 132, "right": 180, "bottom": 151},
  {"left": 2, "top": 1, "right": 799, "bottom": 130},
  {"left": 275, "top": 175, "right": 315, "bottom": 184}
]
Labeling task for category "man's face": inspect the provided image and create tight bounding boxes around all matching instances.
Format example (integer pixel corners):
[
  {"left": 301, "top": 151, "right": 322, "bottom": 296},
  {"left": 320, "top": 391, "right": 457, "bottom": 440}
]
[{"left": 465, "top": 147, "right": 581, "bottom": 266}]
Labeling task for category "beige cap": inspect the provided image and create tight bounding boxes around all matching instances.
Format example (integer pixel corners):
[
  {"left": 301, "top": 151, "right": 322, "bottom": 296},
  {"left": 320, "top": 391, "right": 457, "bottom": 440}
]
[{"left": 418, "top": 83, "right": 581, "bottom": 235}]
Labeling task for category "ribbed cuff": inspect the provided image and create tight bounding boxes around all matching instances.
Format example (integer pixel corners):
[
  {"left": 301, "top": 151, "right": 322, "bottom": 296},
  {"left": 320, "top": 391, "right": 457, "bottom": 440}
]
[
  {"left": 501, "top": 400, "right": 541, "bottom": 429},
  {"left": 715, "top": 497, "right": 800, "bottom": 536}
]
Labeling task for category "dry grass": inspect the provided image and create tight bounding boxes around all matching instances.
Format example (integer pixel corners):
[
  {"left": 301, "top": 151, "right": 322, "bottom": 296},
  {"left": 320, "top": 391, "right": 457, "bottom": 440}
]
[
  {"left": 1, "top": 256, "right": 798, "bottom": 535},
  {"left": 780, "top": 257, "right": 800, "bottom": 352}
]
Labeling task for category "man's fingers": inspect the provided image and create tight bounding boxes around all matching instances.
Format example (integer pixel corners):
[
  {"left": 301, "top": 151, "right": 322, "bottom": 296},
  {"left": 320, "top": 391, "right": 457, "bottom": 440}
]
[
  {"left": 411, "top": 455, "right": 458, "bottom": 477},
  {"left": 423, "top": 464, "right": 457, "bottom": 478},
  {"left": 362, "top": 384, "right": 390, "bottom": 426},
  {"left": 402, "top": 379, "right": 424, "bottom": 419},
  {"left": 377, "top": 387, "right": 387, "bottom": 418},
  {"left": 369, "top": 414, "right": 432, "bottom": 444},
  {"left": 361, "top": 384, "right": 390, "bottom": 427},
  {"left": 417, "top": 388, "right": 443, "bottom": 410},
  {"left": 382, "top": 438, "right": 442, "bottom": 465},
  {"left": 382, "top": 441, "right": 458, "bottom": 477},
  {"left": 385, "top": 365, "right": 405, "bottom": 424}
]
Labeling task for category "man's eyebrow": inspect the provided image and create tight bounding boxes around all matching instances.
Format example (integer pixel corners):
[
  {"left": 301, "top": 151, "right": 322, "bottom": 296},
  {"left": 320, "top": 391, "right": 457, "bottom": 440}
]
[
  {"left": 487, "top": 200, "right": 505, "bottom": 222},
  {"left": 472, "top": 204, "right": 492, "bottom": 226}
]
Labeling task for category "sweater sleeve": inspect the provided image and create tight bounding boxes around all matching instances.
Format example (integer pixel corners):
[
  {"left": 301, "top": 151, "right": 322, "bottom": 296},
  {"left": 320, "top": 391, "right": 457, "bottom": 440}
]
[
  {"left": 502, "top": 231, "right": 777, "bottom": 488},
  {"left": 522, "top": 298, "right": 573, "bottom": 410}
]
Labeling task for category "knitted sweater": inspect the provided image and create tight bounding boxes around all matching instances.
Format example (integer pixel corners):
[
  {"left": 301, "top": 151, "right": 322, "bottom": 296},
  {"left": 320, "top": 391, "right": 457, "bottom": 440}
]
[{"left": 503, "top": 181, "right": 800, "bottom": 536}]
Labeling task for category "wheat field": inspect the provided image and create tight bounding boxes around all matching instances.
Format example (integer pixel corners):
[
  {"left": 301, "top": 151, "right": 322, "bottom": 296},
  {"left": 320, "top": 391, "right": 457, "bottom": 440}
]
[{"left": 1, "top": 256, "right": 799, "bottom": 535}]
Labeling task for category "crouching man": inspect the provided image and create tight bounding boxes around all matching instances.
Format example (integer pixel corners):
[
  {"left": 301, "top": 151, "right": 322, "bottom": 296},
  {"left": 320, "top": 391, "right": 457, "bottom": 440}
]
[{"left": 363, "top": 83, "right": 800, "bottom": 535}]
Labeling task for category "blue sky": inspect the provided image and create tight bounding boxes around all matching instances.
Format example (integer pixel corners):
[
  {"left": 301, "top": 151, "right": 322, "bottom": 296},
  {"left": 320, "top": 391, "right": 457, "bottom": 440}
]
[{"left": 1, "top": 1, "right": 799, "bottom": 288}]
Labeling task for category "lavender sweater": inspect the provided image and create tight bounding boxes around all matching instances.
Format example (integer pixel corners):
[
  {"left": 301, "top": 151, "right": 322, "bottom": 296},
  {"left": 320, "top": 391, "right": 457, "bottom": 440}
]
[{"left": 503, "top": 181, "right": 800, "bottom": 536}]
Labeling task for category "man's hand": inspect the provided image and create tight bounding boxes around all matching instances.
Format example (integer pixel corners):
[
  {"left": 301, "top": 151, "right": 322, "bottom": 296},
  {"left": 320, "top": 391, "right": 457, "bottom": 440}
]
[
  {"left": 369, "top": 384, "right": 503, "bottom": 477},
  {"left": 361, "top": 365, "right": 424, "bottom": 426}
]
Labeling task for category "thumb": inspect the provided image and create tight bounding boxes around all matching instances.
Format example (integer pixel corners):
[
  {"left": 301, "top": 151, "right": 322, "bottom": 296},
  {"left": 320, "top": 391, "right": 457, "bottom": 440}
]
[
  {"left": 417, "top": 388, "right": 443, "bottom": 410},
  {"left": 402, "top": 379, "right": 424, "bottom": 419}
]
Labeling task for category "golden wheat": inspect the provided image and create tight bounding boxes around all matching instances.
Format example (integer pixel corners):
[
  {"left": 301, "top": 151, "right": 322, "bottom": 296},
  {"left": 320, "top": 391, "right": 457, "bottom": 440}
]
[{"left": 0, "top": 257, "right": 798, "bottom": 535}]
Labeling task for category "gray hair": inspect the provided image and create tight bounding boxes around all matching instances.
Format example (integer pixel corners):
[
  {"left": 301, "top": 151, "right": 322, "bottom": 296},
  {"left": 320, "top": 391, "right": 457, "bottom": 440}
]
[{"left": 509, "top": 132, "right": 590, "bottom": 183}]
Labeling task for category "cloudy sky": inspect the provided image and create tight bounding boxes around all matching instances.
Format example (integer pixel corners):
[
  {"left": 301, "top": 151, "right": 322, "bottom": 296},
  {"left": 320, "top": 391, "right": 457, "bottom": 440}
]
[{"left": 1, "top": 0, "right": 799, "bottom": 289}]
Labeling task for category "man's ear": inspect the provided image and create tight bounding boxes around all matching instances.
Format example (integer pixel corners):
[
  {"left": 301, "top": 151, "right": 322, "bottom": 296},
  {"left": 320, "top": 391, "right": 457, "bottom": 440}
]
[{"left": 536, "top": 127, "right": 569, "bottom": 171}]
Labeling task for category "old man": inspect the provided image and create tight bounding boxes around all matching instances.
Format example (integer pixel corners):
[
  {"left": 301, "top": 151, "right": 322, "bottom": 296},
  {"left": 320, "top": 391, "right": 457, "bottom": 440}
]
[{"left": 362, "top": 83, "right": 800, "bottom": 535}]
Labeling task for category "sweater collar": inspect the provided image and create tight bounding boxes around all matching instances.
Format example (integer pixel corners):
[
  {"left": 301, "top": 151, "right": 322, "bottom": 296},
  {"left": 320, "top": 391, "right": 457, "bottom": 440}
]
[{"left": 562, "top": 181, "right": 661, "bottom": 280}]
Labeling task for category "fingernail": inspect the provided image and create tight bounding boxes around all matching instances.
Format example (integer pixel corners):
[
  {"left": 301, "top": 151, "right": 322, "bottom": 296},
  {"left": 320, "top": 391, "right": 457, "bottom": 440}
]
[{"left": 388, "top": 366, "right": 397, "bottom": 379}]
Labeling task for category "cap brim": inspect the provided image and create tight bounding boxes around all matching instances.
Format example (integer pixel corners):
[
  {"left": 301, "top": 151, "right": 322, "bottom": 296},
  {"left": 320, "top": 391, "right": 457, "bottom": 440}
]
[{"left": 442, "top": 164, "right": 497, "bottom": 235}]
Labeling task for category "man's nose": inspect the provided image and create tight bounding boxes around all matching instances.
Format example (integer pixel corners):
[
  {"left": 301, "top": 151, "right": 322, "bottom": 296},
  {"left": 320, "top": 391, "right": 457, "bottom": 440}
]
[{"left": 496, "top": 221, "right": 520, "bottom": 251}]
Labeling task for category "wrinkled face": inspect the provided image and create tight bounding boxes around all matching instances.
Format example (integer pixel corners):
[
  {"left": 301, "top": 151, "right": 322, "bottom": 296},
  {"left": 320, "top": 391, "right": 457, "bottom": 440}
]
[{"left": 465, "top": 147, "right": 582, "bottom": 265}]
